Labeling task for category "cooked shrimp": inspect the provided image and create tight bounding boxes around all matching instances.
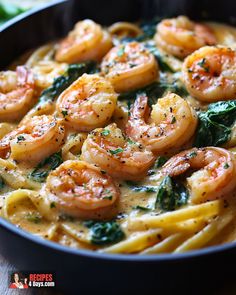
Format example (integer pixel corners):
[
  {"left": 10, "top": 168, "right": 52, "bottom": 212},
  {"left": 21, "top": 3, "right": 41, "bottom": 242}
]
[
  {"left": 125, "top": 93, "right": 197, "bottom": 154},
  {"left": 31, "top": 61, "right": 67, "bottom": 90},
  {"left": 0, "top": 115, "right": 65, "bottom": 164},
  {"left": 101, "top": 42, "right": 158, "bottom": 92},
  {"left": 43, "top": 160, "right": 120, "bottom": 219},
  {"left": 0, "top": 66, "right": 36, "bottom": 122},
  {"left": 81, "top": 123, "right": 155, "bottom": 181},
  {"left": 55, "top": 19, "right": 112, "bottom": 63},
  {"left": 155, "top": 16, "right": 216, "bottom": 58},
  {"left": 56, "top": 74, "right": 117, "bottom": 131},
  {"left": 182, "top": 46, "right": 236, "bottom": 102},
  {"left": 161, "top": 147, "right": 236, "bottom": 203}
]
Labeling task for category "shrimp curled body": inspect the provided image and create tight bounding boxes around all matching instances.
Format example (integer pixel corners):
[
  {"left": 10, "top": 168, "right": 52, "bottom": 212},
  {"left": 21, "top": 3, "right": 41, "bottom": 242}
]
[
  {"left": 0, "top": 66, "right": 35, "bottom": 122},
  {"left": 56, "top": 74, "right": 117, "bottom": 131},
  {"left": 43, "top": 160, "right": 120, "bottom": 220},
  {"left": 161, "top": 147, "right": 236, "bottom": 203},
  {"left": 0, "top": 115, "right": 65, "bottom": 164},
  {"left": 182, "top": 46, "right": 236, "bottom": 102},
  {"left": 101, "top": 42, "right": 158, "bottom": 93},
  {"left": 81, "top": 123, "right": 155, "bottom": 181},
  {"left": 155, "top": 16, "right": 216, "bottom": 58},
  {"left": 126, "top": 93, "right": 197, "bottom": 154},
  {"left": 55, "top": 19, "right": 112, "bottom": 63}
]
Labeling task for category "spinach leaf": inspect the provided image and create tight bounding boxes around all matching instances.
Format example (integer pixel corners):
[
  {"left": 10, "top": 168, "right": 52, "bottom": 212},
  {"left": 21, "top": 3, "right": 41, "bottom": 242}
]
[
  {"left": 119, "top": 81, "right": 187, "bottom": 106},
  {"left": 39, "top": 61, "right": 97, "bottom": 104},
  {"left": 155, "top": 176, "right": 189, "bottom": 211},
  {"left": 154, "top": 156, "right": 168, "bottom": 168},
  {"left": 145, "top": 43, "right": 175, "bottom": 73},
  {"left": 131, "top": 185, "right": 157, "bottom": 193},
  {"left": 121, "top": 17, "right": 162, "bottom": 43},
  {"left": 194, "top": 100, "right": 236, "bottom": 147},
  {"left": 0, "top": 2, "right": 25, "bottom": 23},
  {"left": 29, "top": 151, "right": 63, "bottom": 182},
  {"left": 84, "top": 220, "right": 125, "bottom": 245}
]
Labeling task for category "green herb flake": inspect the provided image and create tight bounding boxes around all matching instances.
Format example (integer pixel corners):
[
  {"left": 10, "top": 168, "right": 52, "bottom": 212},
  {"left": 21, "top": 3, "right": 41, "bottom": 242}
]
[
  {"left": 0, "top": 176, "right": 5, "bottom": 190},
  {"left": 188, "top": 151, "right": 197, "bottom": 158},
  {"left": 171, "top": 116, "right": 176, "bottom": 124},
  {"left": 26, "top": 213, "right": 42, "bottom": 224},
  {"left": 61, "top": 110, "right": 68, "bottom": 117},
  {"left": 101, "top": 130, "right": 110, "bottom": 136},
  {"left": 84, "top": 221, "right": 125, "bottom": 245},
  {"left": 102, "top": 195, "right": 113, "bottom": 200},
  {"left": 127, "top": 138, "right": 135, "bottom": 145},
  {"left": 50, "top": 202, "right": 56, "bottom": 209},
  {"left": 109, "top": 148, "right": 124, "bottom": 155},
  {"left": 117, "top": 46, "right": 125, "bottom": 57},
  {"left": 223, "top": 163, "right": 230, "bottom": 169},
  {"left": 17, "top": 135, "right": 25, "bottom": 142},
  {"left": 197, "top": 58, "right": 210, "bottom": 73},
  {"left": 132, "top": 205, "right": 152, "bottom": 211}
]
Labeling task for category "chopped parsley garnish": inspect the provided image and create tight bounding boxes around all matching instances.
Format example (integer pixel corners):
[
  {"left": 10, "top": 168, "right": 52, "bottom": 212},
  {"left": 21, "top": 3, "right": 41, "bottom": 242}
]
[
  {"left": 26, "top": 213, "right": 42, "bottom": 224},
  {"left": 127, "top": 138, "right": 136, "bottom": 144},
  {"left": 50, "top": 202, "right": 56, "bottom": 208},
  {"left": 102, "top": 195, "right": 113, "bottom": 200},
  {"left": 17, "top": 135, "right": 25, "bottom": 142},
  {"left": 109, "top": 148, "right": 123, "bottom": 155},
  {"left": 61, "top": 110, "right": 68, "bottom": 117},
  {"left": 0, "top": 176, "right": 5, "bottom": 189},
  {"left": 224, "top": 163, "right": 230, "bottom": 169},
  {"left": 133, "top": 205, "right": 152, "bottom": 211},
  {"left": 188, "top": 151, "right": 197, "bottom": 158},
  {"left": 117, "top": 46, "right": 125, "bottom": 57},
  {"left": 197, "top": 58, "right": 210, "bottom": 73},
  {"left": 101, "top": 129, "right": 110, "bottom": 136},
  {"left": 171, "top": 116, "right": 176, "bottom": 124}
]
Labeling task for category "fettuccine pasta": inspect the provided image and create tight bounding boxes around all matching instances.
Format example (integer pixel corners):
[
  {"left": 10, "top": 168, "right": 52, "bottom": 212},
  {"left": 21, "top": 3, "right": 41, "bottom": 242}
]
[{"left": 1, "top": 16, "right": 236, "bottom": 255}]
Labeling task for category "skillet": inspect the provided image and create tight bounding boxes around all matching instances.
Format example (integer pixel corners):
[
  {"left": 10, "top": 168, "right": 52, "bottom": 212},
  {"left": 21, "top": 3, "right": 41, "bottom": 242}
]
[{"left": 1, "top": 0, "right": 236, "bottom": 293}]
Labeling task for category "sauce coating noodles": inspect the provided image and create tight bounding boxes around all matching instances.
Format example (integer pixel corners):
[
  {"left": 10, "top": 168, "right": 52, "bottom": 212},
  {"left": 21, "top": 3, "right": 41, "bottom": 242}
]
[{"left": 2, "top": 17, "right": 236, "bottom": 254}]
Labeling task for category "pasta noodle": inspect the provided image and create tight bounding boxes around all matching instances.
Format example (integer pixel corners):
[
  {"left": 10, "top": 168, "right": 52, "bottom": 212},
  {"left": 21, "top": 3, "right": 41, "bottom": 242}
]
[{"left": 1, "top": 16, "right": 236, "bottom": 255}]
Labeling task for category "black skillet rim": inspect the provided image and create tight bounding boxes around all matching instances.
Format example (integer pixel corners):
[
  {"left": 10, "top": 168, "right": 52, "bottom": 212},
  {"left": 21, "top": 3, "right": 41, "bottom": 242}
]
[{"left": 0, "top": 0, "right": 236, "bottom": 263}]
